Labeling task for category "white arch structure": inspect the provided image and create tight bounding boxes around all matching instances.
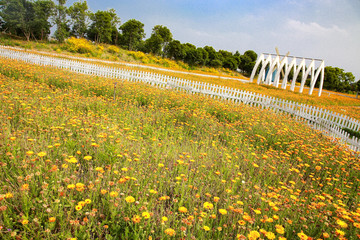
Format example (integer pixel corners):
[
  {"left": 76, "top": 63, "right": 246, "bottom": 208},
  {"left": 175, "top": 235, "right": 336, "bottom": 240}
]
[{"left": 250, "top": 53, "right": 325, "bottom": 96}]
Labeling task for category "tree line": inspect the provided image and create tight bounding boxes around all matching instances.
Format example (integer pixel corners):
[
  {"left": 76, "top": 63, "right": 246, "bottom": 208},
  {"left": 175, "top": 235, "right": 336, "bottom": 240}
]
[
  {"left": 0, "top": 0, "right": 358, "bottom": 92},
  {"left": 0, "top": 0, "right": 258, "bottom": 75}
]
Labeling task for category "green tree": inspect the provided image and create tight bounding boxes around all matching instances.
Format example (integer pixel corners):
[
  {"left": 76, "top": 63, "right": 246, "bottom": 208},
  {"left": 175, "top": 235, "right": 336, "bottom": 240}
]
[
  {"left": 87, "top": 9, "right": 119, "bottom": 44},
  {"left": 164, "top": 40, "right": 185, "bottom": 60},
  {"left": 67, "top": 0, "right": 89, "bottom": 38},
  {"left": 319, "top": 66, "right": 355, "bottom": 93},
  {"left": 0, "top": 0, "right": 35, "bottom": 41},
  {"left": 144, "top": 25, "right": 172, "bottom": 56},
  {"left": 54, "top": 0, "right": 69, "bottom": 42},
  {"left": 32, "top": 0, "right": 54, "bottom": 40},
  {"left": 204, "top": 46, "right": 223, "bottom": 68},
  {"left": 222, "top": 56, "right": 238, "bottom": 71},
  {"left": 243, "top": 50, "right": 257, "bottom": 62},
  {"left": 119, "top": 19, "right": 145, "bottom": 51},
  {"left": 239, "top": 50, "right": 258, "bottom": 75}
]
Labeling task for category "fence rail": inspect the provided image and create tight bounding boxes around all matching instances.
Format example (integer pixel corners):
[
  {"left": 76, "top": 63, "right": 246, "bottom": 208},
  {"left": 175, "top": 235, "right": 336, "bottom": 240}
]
[{"left": 0, "top": 45, "right": 359, "bottom": 152}]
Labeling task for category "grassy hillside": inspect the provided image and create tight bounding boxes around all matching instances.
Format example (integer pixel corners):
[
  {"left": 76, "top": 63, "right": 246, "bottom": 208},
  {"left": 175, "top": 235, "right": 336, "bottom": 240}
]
[
  {"left": 0, "top": 56, "right": 359, "bottom": 239},
  {"left": 0, "top": 34, "right": 244, "bottom": 78},
  {"left": 1, "top": 35, "right": 359, "bottom": 121}
]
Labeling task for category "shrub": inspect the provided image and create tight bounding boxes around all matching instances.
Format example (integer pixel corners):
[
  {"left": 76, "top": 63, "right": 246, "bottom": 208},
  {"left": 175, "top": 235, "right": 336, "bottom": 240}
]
[
  {"left": 65, "top": 37, "right": 94, "bottom": 54},
  {"left": 107, "top": 45, "right": 120, "bottom": 54}
]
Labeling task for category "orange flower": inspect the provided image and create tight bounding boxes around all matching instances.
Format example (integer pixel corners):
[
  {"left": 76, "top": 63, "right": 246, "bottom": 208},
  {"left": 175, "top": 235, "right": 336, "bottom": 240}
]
[
  {"left": 164, "top": 228, "right": 176, "bottom": 236},
  {"left": 238, "top": 220, "right": 246, "bottom": 225},
  {"left": 132, "top": 215, "right": 141, "bottom": 223},
  {"left": 49, "top": 217, "right": 56, "bottom": 222},
  {"left": 323, "top": 232, "right": 330, "bottom": 238}
]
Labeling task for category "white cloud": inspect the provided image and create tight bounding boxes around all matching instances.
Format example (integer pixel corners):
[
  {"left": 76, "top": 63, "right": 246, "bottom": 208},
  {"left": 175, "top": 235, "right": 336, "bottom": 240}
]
[{"left": 286, "top": 19, "right": 347, "bottom": 37}]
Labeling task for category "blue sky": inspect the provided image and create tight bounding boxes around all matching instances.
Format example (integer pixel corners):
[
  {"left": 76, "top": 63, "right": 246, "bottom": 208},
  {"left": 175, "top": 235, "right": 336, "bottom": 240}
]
[{"left": 68, "top": 0, "right": 360, "bottom": 81}]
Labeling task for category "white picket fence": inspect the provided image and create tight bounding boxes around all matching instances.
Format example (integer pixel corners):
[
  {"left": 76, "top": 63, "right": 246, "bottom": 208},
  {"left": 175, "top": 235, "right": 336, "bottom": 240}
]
[{"left": 0, "top": 45, "right": 359, "bottom": 152}]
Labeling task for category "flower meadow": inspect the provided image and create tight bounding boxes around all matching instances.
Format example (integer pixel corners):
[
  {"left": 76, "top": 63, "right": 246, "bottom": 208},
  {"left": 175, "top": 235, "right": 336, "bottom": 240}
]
[
  {"left": 0, "top": 57, "right": 359, "bottom": 240},
  {"left": 15, "top": 44, "right": 360, "bottom": 121}
]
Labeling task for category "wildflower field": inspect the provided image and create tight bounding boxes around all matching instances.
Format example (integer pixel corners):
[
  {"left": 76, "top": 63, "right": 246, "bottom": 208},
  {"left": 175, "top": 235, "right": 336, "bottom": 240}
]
[{"left": 0, "top": 56, "right": 359, "bottom": 240}]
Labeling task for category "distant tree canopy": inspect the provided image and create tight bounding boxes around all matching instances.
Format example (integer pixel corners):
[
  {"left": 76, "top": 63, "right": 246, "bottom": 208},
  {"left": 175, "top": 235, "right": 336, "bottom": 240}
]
[
  {"left": 144, "top": 25, "right": 172, "bottom": 56},
  {"left": 54, "top": 0, "right": 69, "bottom": 42},
  {"left": 87, "top": 9, "right": 119, "bottom": 44},
  {"left": 0, "top": 0, "right": 357, "bottom": 94},
  {"left": 119, "top": 19, "right": 145, "bottom": 51},
  {"left": 315, "top": 66, "right": 356, "bottom": 93},
  {"left": 0, "top": 0, "right": 54, "bottom": 41},
  {"left": 67, "top": 0, "right": 89, "bottom": 38}
]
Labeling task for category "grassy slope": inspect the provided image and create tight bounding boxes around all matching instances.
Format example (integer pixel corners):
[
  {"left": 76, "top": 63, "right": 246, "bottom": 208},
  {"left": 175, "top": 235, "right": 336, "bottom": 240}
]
[{"left": 0, "top": 57, "right": 359, "bottom": 239}]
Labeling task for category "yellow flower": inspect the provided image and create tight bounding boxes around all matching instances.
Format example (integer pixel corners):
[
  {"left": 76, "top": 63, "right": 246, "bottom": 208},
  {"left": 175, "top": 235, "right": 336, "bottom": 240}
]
[
  {"left": 164, "top": 228, "right": 176, "bottom": 236},
  {"left": 203, "top": 202, "right": 214, "bottom": 210},
  {"left": 37, "top": 152, "right": 47, "bottom": 157},
  {"left": 265, "top": 231, "right": 276, "bottom": 240},
  {"left": 336, "top": 219, "right": 348, "bottom": 228},
  {"left": 125, "top": 196, "right": 135, "bottom": 203},
  {"left": 335, "top": 229, "right": 345, "bottom": 236},
  {"left": 5, "top": 192, "right": 13, "bottom": 199},
  {"left": 68, "top": 157, "right": 78, "bottom": 163},
  {"left": 26, "top": 151, "right": 34, "bottom": 156},
  {"left": 101, "top": 189, "right": 107, "bottom": 194},
  {"left": 247, "top": 230, "right": 260, "bottom": 240},
  {"left": 85, "top": 199, "right": 92, "bottom": 204},
  {"left": 110, "top": 191, "right": 118, "bottom": 197},
  {"left": 75, "top": 205, "right": 82, "bottom": 211},
  {"left": 219, "top": 209, "right": 227, "bottom": 215},
  {"left": 275, "top": 225, "right": 284, "bottom": 234},
  {"left": 254, "top": 209, "right": 261, "bottom": 214},
  {"left": 22, "top": 219, "right": 29, "bottom": 225},
  {"left": 203, "top": 225, "right": 210, "bottom": 231},
  {"left": 67, "top": 184, "right": 75, "bottom": 189},
  {"left": 297, "top": 231, "right": 309, "bottom": 240},
  {"left": 83, "top": 156, "right": 92, "bottom": 161},
  {"left": 142, "top": 212, "right": 151, "bottom": 219},
  {"left": 161, "top": 216, "right": 168, "bottom": 222},
  {"left": 75, "top": 183, "right": 85, "bottom": 191},
  {"left": 178, "top": 206, "right": 188, "bottom": 213}
]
